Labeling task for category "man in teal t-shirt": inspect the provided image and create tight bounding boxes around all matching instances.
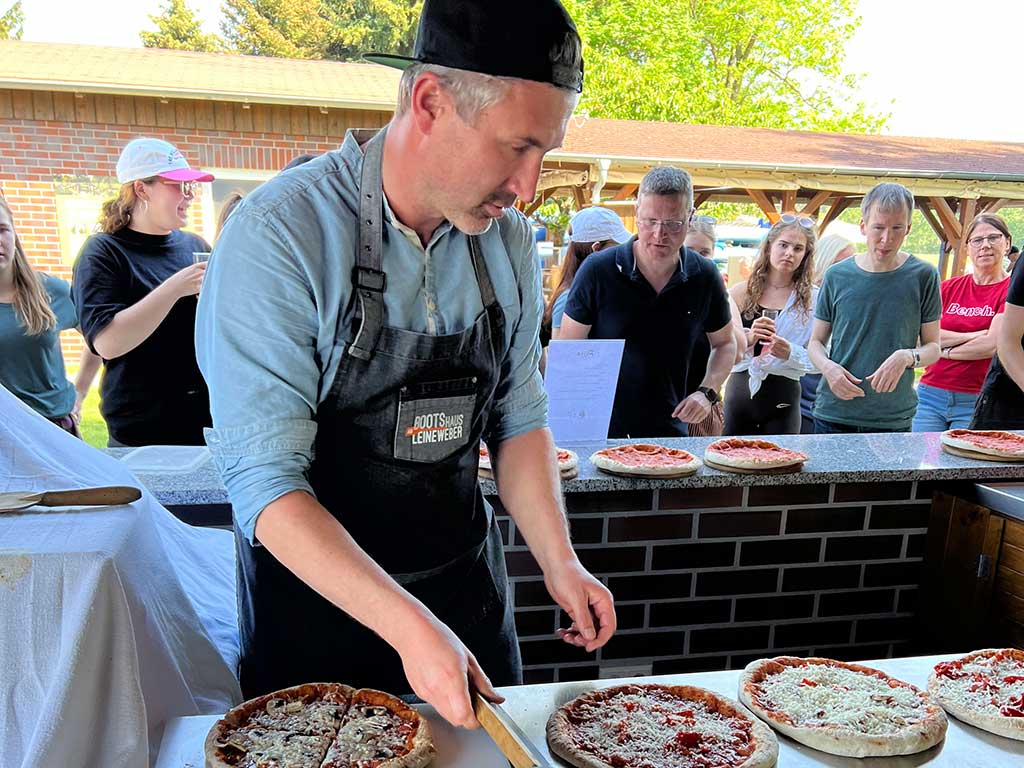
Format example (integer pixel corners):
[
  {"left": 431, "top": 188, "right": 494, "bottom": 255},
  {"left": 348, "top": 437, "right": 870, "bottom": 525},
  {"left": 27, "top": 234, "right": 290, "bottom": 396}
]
[{"left": 809, "top": 182, "right": 942, "bottom": 432}]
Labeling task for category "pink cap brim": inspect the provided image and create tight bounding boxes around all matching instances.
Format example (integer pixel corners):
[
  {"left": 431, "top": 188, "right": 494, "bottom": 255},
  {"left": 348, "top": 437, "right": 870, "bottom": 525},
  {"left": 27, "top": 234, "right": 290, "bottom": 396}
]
[{"left": 160, "top": 168, "right": 215, "bottom": 182}]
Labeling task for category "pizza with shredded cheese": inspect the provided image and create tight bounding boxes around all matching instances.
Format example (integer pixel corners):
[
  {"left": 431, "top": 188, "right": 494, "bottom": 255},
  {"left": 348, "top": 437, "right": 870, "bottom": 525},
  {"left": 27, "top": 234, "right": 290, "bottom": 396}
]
[
  {"left": 940, "top": 429, "right": 1024, "bottom": 459},
  {"left": 478, "top": 443, "right": 578, "bottom": 479},
  {"left": 928, "top": 648, "right": 1024, "bottom": 741},
  {"left": 738, "top": 657, "right": 947, "bottom": 757},
  {"left": 205, "top": 683, "right": 435, "bottom": 768},
  {"left": 704, "top": 439, "right": 808, "bottom": 471},
  {"left": 590, "top": 444, "right": 702, "bottom": 478},
  {"left": 546, "top": 683, "right": 778, "bottom": 768}
]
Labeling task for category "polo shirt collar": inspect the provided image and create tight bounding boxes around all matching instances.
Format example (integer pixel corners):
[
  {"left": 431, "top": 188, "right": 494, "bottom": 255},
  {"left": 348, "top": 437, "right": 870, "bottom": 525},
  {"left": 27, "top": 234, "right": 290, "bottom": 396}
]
[{"left": 614, "top": 237, "right": 700, "bottom": 288}]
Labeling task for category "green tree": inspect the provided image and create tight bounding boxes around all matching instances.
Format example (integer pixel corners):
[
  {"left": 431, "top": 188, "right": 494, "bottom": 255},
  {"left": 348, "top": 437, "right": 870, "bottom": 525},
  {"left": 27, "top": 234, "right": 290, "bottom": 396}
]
[
  {"left": 141, "top": 0, "right": 226, "bottom": 52},
  {"left": 220, "top": 0, "right": 418, "bottom": 60},
  {"left": 563, "top": 0, "right": 887, "bottom": 132},
  {"left": 0, "top": 1, "right": 24, "bottom": 39}
]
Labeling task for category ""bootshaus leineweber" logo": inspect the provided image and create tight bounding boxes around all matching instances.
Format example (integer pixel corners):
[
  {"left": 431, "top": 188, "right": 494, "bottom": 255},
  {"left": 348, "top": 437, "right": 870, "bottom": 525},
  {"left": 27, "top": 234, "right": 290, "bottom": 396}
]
[{"left": 405, "top": 412, "right": 465, "bottom": 444}]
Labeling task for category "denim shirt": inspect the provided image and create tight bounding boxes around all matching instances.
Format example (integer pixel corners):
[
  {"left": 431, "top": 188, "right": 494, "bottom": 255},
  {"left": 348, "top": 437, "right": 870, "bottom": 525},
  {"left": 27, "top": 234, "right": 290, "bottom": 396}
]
[{"left": 195, "top": 131, "right": 547, "bottom": 544}]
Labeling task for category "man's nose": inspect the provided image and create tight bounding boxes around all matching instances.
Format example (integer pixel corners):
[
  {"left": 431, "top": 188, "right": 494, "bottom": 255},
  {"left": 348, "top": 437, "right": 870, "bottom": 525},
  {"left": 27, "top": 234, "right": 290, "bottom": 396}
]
[{"left": 508, "top": 156, "right": 544, "bottom": 204}]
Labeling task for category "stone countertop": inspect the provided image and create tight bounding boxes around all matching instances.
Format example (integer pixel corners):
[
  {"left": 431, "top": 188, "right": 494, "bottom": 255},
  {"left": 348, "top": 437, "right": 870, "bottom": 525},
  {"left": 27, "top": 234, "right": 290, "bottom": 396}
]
[{"left": 105, "top": 432, "right": 1024, "bottom": 508}]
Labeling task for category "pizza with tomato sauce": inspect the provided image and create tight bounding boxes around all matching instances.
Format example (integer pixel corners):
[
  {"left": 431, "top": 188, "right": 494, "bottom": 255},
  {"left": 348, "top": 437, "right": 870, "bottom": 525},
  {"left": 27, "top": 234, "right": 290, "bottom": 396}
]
[
  {"left": 478, "top": 443, "right": 578, "bottom": 480},
  {"left": 590, "top": 444, "right": 702, "bottom": 478},
  {"left": 547, "top": 683, "right": 778, "bottom": 768},
  {"left": 739, "top": 657, "right": 947, "bottom": 757},
  {"left": 704, "top": 439, "right": 808, "bottom": 472},
  {"left": 205, "top": 683, "right": 435, "bottom": 768},
  {"left": 940, "top": 429, "right": 1024, "bottom": 460},
  {"left": 928, "top": 648, "right": 1024, "bottom": 741}
]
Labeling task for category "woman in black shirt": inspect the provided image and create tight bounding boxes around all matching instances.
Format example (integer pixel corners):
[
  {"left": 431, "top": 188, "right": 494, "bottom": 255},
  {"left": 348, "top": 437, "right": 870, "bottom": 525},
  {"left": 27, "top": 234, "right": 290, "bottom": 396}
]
[
  {"left": 72, "top": 137, "right": 215, "bottom": 446},
  {"left": 972, "top": 256, "right": 1024, "bottom": 429}
]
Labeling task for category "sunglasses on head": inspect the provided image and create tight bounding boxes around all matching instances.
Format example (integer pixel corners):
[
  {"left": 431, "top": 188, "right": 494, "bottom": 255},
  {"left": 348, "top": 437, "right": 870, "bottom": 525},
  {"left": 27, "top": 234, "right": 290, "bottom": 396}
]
[
  {"left": 779, "top": 213, "right": 816, "bottom": 230},
  {"left": 691, "top": 214, "right": 717, "bottom": 225}
]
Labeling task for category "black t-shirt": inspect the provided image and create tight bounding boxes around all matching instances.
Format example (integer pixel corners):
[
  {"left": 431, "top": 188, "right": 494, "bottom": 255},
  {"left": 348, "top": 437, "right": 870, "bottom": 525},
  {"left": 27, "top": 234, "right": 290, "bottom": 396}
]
[
  {"left": 564, "top": 239, "right": 731, "bottom": 438},
  {"left": 72, "top": 227, "right": 212, "bottom": 445},
  {"left": 979, "top": 257, "right": 1024, "bottom": 409}
]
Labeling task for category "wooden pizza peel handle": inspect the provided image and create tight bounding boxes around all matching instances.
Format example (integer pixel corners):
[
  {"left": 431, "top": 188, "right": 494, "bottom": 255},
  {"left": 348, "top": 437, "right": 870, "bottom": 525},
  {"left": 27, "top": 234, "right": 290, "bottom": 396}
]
[
  {"left": 472, "top": 691, "right": 548, "bottom": 768},
  {"left": 37, "top": 486, "right": 143, "bottom": 508}
]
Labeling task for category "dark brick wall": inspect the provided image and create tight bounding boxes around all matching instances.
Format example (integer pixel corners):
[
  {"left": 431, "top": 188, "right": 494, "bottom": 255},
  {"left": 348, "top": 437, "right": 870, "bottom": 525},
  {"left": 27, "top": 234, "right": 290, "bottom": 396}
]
[{"left": 490, "top": 481, "right": 935, "bottom": 683}]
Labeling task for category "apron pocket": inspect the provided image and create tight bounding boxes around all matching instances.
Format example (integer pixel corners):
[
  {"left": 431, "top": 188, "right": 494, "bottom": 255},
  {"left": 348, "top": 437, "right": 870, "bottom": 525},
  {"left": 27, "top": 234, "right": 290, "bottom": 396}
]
[{"left": 393, "top": 377, "right": 478, "bottom": 463}]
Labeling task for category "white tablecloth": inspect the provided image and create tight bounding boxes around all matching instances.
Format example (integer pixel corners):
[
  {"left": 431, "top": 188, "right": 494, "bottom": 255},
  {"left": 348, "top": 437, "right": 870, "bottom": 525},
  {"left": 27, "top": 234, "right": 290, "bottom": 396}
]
[{"left": 0, "top": 387, "right": 242, "bottom": 768}]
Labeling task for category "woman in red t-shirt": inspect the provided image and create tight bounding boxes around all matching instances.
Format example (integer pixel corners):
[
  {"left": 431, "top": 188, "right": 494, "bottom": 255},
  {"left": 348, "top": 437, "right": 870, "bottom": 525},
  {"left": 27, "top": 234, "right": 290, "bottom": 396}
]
[{"left": 912, "top": 213, "right": 1012, "bottom": 431}]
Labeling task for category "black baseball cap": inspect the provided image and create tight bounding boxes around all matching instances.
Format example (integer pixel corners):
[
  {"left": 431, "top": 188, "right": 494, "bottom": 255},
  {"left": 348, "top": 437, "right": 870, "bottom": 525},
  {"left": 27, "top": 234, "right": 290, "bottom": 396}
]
[{"left": 364, "top": 0, "right": 584, "bottom": 94}]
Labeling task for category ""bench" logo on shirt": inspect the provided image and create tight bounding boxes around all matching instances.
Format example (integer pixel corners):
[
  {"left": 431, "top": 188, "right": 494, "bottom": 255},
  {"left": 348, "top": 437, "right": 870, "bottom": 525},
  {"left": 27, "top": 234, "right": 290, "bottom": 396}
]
[{"left": 947, "top": 302, "right": 996, "bottom": 317}]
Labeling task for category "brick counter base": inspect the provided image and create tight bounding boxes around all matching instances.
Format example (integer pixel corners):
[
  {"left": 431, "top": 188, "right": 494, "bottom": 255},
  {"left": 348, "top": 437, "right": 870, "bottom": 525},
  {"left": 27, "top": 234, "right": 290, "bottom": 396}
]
[{"left": 490, "top": 480, "right": 968, "bottom": 684}]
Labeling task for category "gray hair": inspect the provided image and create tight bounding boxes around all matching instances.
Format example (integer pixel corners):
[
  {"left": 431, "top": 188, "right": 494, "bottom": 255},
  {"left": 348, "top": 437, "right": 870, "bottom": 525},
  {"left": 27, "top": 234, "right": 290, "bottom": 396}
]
[
  {"left": 638, "top": 166, "right": 693, "bottom": 212},
  {"left": 689, "top": 217, "right": 716, "bottom": 242},
  {"left": 862, "top": 182, "right": 915, "bottom": 223},
  {"left": 813, "top": 233, "right": 853, "bottom": 285}
]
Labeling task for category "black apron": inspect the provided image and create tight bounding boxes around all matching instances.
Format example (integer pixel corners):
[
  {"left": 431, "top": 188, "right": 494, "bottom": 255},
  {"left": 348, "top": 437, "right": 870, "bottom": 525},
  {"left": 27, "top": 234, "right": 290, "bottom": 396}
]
[{"left": 235, "top": 128, "right": 522, "bottom": 698}]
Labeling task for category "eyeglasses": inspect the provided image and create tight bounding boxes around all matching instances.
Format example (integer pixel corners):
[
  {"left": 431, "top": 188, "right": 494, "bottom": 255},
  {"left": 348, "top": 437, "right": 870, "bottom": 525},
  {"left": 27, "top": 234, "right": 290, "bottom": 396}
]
[
  {"left": 638, "top": 218, "right": 687, "bottom": 233},
  {"left": 691, "top": 214, "right": 717, "bottom": 225},
  {"left": 159, "top": 180, "right": 198, "bottom": 197},
  {"left": 780, "top": 214, "right": 816, "bottom": 230},
  {"left": 967, "top": 233, "right": 1005, "bottom": 248}
]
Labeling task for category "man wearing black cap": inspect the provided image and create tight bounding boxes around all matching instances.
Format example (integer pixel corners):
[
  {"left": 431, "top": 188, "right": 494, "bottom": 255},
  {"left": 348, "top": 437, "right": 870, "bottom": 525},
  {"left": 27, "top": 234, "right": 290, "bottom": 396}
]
[{"left": 196, "top": 0, "right": 616, "bottom": 730}]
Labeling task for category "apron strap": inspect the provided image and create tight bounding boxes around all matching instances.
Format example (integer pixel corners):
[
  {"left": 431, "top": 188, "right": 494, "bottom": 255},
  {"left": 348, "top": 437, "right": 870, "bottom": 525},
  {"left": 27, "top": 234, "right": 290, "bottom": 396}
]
[
  {"left": 348, "top": 128, "right": 389, "bottom": 361},
  {"left": 468, "top": 234, "right": 499, "bottom": 309}
]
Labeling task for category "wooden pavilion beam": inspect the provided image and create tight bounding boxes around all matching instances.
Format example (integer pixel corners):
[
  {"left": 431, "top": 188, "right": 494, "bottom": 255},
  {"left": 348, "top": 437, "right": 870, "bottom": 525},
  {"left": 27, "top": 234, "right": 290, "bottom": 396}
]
[
  {"left": 745, "top": 189, "right": 779, "bottom": 223},
  {"left": 800, "top": 190, "right": 833, "bottom": 218},
  {"left": 980, "top": 198, "right": 1011, "bottom": 215},
  {"left": 781, "top": 190, "right": 797, "bottom": 213},
  {"left": 693, "top": 190, "right": 713, "bottom": 208},
  {"left": 951, "top": 198, "right": 977, "bottom": 277},
  {"left": 915, "top": 199, "right": 946, "bottom": 243},
  {"left": 572, "top": 185, "right": 588, "bottom": 210},
  {"left": 523, "top": 188, "right": 556, "bottom": 218},
  {"left": 612, "top": 184, "right": 638, "bottom": 201},
  {"left": 819, "top": 197, "right": 854, "bottom": 231},
  {"left": 929, "top": 197, "right": 962, "bottom": 241}
]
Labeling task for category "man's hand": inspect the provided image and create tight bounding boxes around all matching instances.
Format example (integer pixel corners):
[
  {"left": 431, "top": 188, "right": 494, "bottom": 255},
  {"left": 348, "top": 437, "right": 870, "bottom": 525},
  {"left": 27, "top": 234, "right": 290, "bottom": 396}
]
[
  {"left": 766, "top": 336, "right": 791, "bottom": 360},
  {"left": 865, "top": 349, "right": 913, "bottom": 394},
  {"left": 395, "top": 612, "right": 503, "bottom": 730},
  {"left": 673, "top": 391, "right": 712, "bottom": 423},
  {"left": 824, "top": 361, "right": 865, "bottom": 400},
  {"left": 165, "top": 262, "right": 207, "bottom": 299},
  {"left": 545, "top": 559, "right": 616, "bottom": 653}
]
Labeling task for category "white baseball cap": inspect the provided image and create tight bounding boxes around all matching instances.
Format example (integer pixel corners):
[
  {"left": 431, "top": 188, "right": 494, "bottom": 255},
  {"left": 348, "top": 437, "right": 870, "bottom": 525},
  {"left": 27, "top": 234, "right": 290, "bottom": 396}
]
[
  {"left": 115, "top": 137, "right": 215, "bottom": 184},
  {"left": 568, "top": 206, "right": 632, "bottom": 244}
]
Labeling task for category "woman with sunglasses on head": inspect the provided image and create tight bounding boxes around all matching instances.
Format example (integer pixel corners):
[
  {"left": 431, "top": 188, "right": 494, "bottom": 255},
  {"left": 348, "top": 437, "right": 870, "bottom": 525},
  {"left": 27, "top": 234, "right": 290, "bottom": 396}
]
[
  {"left": 72, "top": 138, "right": 215, "bottom": 446},
  {"left": 724, "top": 214, "right": 818, "bottom": 436},
  {"left": 912, "top": 214, "right": 1011, "bottom": 431},
  {"left": 684, "top": 215, "right": 746, "bottom": 436},
  {"left": 0, "top": 197, "right": 101, "bottom": 436}
]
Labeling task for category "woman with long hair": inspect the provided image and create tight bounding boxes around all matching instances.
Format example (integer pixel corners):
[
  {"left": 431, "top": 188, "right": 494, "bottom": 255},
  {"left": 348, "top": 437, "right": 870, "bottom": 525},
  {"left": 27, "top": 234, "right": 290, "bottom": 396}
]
[
  {"left": 0, "top": 197, "right": 101, "bottom": 436},
  {"left": 914, "top": 213, "right": 1012, "bottom": 430},
  {"left": 541, "top": 206, "right": 631, "bottom": 344},
  {"left": 724, "top": 215, "right": 819, "bottom": 435},
  {"left": 799, "top": 233, "right": 854, "bottom": 432},
  {"left": 72, "top": 137, "right": 215, "bottom": 446}
]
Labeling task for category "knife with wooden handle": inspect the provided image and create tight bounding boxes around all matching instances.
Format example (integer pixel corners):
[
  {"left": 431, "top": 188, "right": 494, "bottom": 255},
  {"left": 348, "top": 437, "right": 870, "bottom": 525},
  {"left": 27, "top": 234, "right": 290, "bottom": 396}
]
[
  {"left": 473, "top": 691, "right": 553, "bottom": 768},
  {"left": 0, "top": 486, "right": 142, "bottom": 512}
]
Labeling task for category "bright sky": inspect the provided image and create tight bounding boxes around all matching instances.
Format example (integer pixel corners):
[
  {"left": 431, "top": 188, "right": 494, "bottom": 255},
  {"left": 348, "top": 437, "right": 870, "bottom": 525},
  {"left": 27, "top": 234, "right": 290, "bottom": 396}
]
[{"left": 19, "top": 0, "right": 1024, "bottom": 143}]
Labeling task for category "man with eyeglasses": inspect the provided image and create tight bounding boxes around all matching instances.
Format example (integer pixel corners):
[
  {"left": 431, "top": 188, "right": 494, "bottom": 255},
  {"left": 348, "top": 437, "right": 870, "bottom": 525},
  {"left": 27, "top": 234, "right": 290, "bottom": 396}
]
[
  {"left": 808, "top": 182, "right": 942, "bottom": 433},
  {"left": 559, "top": 166, "right": 737, "bottom": 438}
]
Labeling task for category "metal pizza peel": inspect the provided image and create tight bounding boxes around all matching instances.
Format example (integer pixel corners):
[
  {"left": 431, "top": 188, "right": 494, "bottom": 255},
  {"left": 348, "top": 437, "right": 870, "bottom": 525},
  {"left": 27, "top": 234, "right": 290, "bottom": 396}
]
[
  {"left": 473, "top": 692, "right": 554, "bottom": 768},
  {"left": 0, "top": 485, "right": 142, "bottom": 512}
]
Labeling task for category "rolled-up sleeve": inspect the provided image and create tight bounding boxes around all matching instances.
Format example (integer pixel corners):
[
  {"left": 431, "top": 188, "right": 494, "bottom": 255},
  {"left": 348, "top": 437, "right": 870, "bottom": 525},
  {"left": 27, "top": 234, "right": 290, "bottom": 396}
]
[
  {"left": 195, "top": 211, "right": 323, "bottom": 544},
  {"left": 485, "top": 218, "right": 548, "bottom": 444}
]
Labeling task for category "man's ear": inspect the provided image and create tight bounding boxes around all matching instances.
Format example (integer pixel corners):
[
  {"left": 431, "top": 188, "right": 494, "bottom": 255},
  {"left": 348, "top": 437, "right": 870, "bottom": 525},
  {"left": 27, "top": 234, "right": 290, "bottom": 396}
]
[{"left": 408, "top": 72, "right": 450, "bottom": 136}]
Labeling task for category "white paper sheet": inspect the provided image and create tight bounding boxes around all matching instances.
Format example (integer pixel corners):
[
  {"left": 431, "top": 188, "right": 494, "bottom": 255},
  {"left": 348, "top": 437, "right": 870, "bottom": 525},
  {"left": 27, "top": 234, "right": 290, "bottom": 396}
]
[{"left": 544, "top": 339, "right": 624, "bottom": 443}]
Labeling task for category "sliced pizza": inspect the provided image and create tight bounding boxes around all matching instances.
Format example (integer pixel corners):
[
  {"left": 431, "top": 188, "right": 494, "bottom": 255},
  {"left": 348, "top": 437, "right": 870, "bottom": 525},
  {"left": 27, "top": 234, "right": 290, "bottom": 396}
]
[
  {"left": 479, "top": 442, "right": 579, "bottom": 480},
  {"left": 940, "top": 429, "right": 1024, "bottom": 461},
  {"left": 928, "top": 648, "right": 1024, "bottom": 741},
  {"left": 704, "top": 439, "right": 808, "bottom": 473},
  {"left": 590, "top": 443, "right": 702, "bottom": 478},
  {"left": 205, "top": 683, "right": 435, "bottom": 768},
  {"left": 547, "top": 683, "right": 778, "bottom": 768},
  {"left": 739, "top": 657, "right": 947, "bottom": 758}
]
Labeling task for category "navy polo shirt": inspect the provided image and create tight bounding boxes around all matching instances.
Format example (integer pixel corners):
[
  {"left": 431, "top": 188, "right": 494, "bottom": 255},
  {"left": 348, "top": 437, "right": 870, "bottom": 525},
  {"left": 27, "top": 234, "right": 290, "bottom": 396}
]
[{"left": 563, "top": 238, "right": 731, "bottom": 438}]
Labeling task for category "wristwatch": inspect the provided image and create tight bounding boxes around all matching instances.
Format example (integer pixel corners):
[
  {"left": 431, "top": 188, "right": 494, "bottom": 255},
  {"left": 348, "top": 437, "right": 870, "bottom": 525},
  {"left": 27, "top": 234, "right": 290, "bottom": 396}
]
[
  {"left": 697, "top": 386, "right": 720, "bottom": 404},
  {"left": 909, "top": 348, "right": 921, "bottom": 367}
]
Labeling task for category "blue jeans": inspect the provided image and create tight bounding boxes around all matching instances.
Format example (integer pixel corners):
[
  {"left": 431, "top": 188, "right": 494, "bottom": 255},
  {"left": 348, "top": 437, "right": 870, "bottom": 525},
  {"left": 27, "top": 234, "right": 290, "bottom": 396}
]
[
  {"left": 911, "top": 382, "right": 979, "bottom": 432},
  {"left": 814, "top": 417, "right": 910, "bottom": 434}
]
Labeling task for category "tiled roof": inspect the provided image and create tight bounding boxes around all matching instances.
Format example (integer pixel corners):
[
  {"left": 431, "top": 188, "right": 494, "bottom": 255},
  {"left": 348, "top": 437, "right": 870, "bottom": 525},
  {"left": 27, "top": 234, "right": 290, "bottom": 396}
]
[
  {"left": 556, "top": 117, "right": 1024, "bottom": 180},
  {"left": 0, "top": 40, "right": 399, "bottom": 110}
]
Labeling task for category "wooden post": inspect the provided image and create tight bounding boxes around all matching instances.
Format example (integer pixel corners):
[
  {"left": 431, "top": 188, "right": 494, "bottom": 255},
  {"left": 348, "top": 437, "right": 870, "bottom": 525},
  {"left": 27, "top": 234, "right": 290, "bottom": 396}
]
[
  {"left": 819, "top": 197, "right": 854, "bottom": 232},
  {"left": 951, "top": 198, "right": 977, "bottom": 277},
  {"left": 745, "top": 189, "right": 779, "bottom": 223},
  {"left": 781, "top": 190, "right": 797, "bottom": 213}
]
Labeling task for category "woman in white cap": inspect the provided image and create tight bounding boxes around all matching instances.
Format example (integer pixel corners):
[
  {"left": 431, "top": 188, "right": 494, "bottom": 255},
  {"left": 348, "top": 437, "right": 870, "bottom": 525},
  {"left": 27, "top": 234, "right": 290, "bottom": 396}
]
[
  {"left": 72, "top": 137, "right": 215, "bottom": 446},
  {"left": 541, "top": 206, "right": 632, "bottom": 344}
]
